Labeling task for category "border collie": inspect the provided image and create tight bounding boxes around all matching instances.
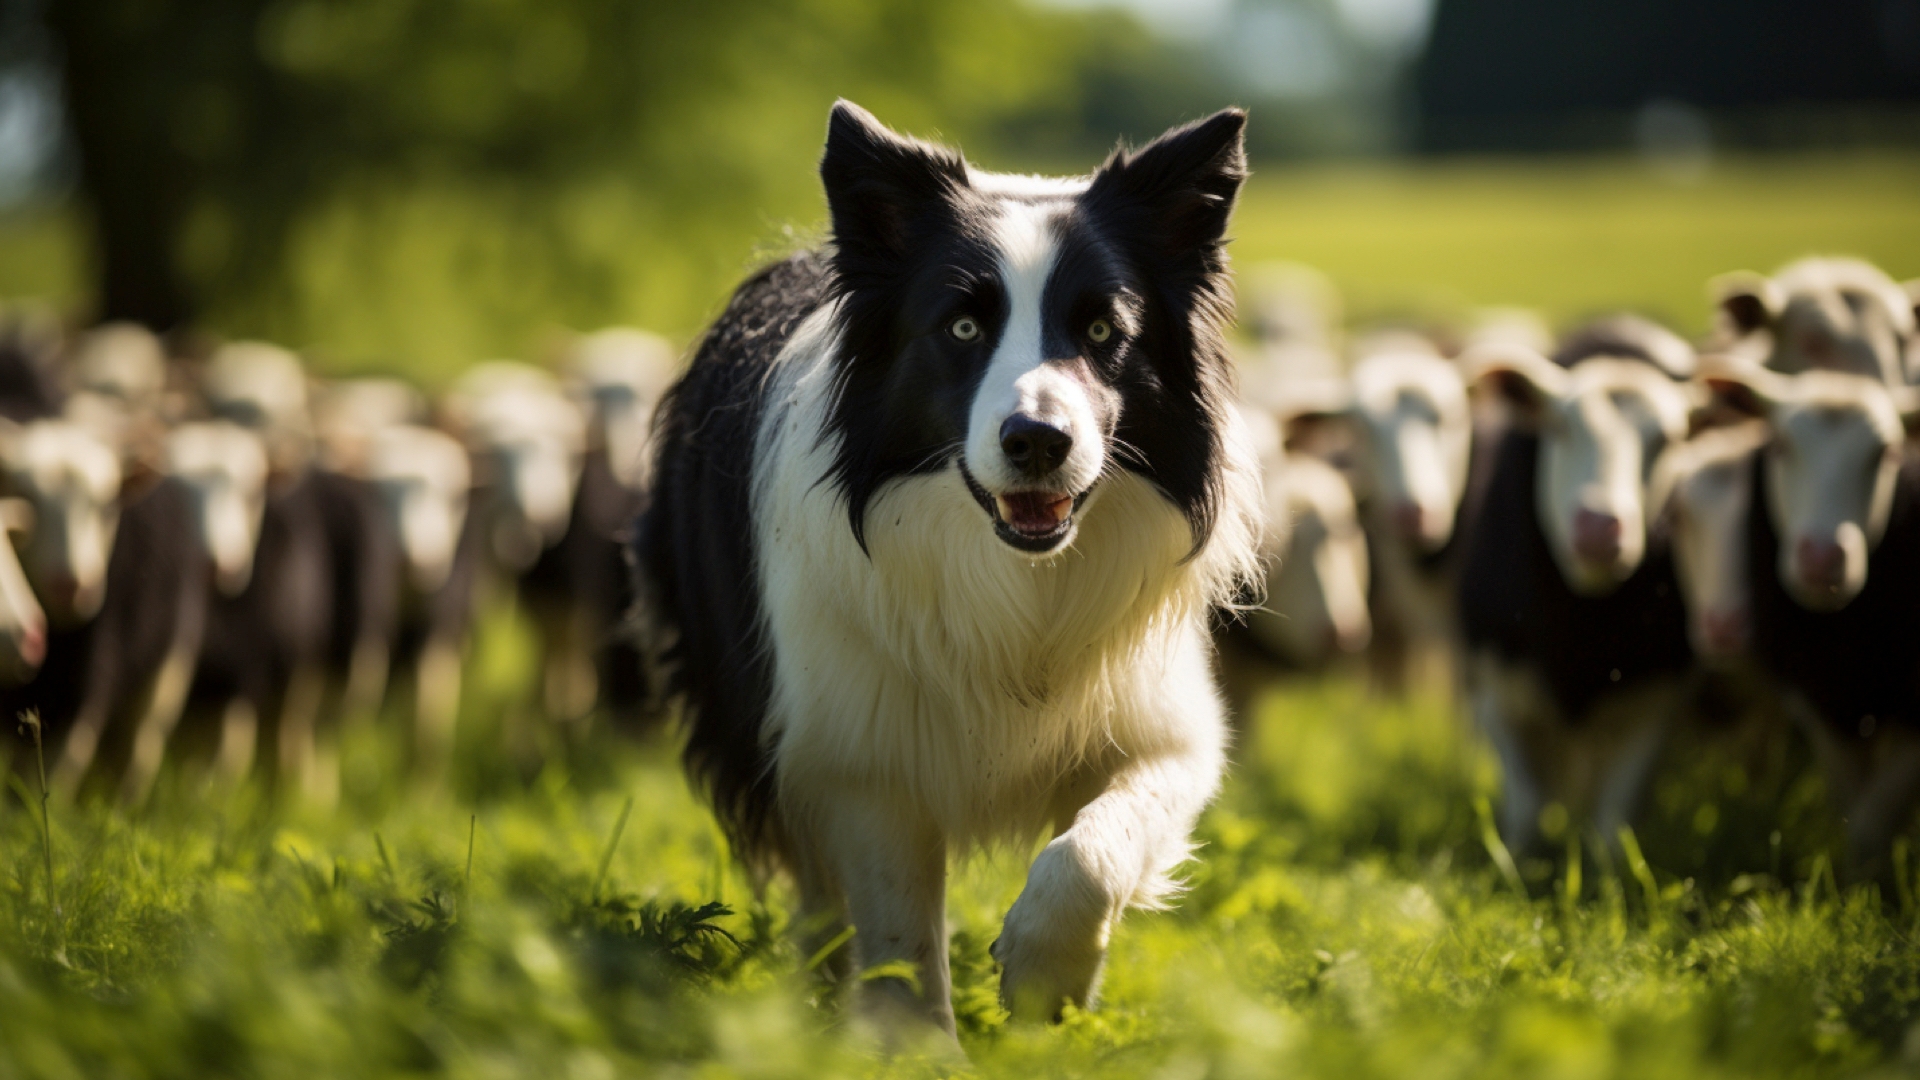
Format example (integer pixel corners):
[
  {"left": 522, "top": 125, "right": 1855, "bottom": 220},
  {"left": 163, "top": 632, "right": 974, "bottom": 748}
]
[{"left": 635, "top": 101, "right": 1262, "bottom": 1039}]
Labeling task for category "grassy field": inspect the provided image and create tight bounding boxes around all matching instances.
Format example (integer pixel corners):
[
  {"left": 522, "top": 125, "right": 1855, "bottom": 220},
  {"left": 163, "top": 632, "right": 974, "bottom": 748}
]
[
  {"left": 1231, "top": 152, "right": 1920, "bottom": 334},
  {"left": 4, "top": 155, "right": 1920, "bottom": 1077},
  {"left": 4, "top": 639, "right": 1916, "bottom": 1080}
]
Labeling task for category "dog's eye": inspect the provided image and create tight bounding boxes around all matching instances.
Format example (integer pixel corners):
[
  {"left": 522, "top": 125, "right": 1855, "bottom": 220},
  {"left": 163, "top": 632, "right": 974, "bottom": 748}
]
[
  {"left": 949, "top": 316, "right": 980, "bottom": 342},
  {"left": 1087, "top": 319, "right": 1113, "bottom": 345}
]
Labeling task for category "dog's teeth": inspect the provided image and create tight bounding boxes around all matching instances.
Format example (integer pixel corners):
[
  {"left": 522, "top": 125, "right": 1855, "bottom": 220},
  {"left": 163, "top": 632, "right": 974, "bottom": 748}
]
[{"left": 994, "top": 490, "right": 1075, "bottom": 535}]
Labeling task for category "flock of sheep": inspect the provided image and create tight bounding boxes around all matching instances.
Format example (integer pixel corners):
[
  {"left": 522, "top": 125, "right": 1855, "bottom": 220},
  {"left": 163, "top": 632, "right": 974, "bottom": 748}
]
[
  {"left": 1227, "top": 256, "right": 1920, "bottom": 879},
  {"left": 2, "top": 253, "right": 1916, "bottom": 884},
  {"left": 0, "top": 317, "right": 678, "bottom": 806}
]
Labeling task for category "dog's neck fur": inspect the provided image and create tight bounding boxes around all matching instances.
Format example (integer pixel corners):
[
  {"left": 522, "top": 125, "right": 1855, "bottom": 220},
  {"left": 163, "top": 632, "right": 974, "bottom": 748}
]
[{"left": 753, "top": 304, "right": 1262, "bottom": 846}]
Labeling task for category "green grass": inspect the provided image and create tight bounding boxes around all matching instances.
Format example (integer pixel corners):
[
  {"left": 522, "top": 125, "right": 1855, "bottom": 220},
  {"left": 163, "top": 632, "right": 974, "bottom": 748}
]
[
  {"left": 4, "top": 618, "right": 1918, "bottom": 1078},
  {"left": 1230, "top": 152, "right": 1920, "bottom": 335}
]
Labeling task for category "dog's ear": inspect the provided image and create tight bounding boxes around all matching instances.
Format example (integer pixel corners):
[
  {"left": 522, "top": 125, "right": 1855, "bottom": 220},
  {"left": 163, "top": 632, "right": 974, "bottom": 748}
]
[
  {"left": 819, "top": 100, "right": 968, "bottom": 265},
  {"left": 1085, "top": 109, "right": 1247, "bottom": 272}
]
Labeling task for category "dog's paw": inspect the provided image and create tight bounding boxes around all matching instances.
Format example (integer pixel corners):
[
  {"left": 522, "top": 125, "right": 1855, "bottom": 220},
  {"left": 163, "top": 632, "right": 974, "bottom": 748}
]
[{"left": 992, "top": 842, "right": 1114, "bottom": 1021}]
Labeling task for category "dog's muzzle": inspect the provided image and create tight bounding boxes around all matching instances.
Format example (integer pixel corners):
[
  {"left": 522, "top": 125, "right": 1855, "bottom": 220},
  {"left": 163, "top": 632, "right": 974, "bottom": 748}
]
[{"left": 961, "top": 463, "right": 1093, "bottom": 554}]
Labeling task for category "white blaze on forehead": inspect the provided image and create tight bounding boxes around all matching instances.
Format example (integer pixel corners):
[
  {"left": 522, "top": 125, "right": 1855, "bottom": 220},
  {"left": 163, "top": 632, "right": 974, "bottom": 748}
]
[
  {"left": 964, "top": 169, "right": 1091, "bottom": 198},
  {"left": 963, "top": 197, "right": 1107, "bottom": 501}
]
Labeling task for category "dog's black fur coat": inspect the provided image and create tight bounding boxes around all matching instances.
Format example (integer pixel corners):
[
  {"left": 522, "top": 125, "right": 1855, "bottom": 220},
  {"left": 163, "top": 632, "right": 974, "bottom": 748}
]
[
  {"left": 636, "top": 253, "right": 831, "bottom": 859},
  {"left": 635, "top": 104, "right": 1249, "bottom": 865}
]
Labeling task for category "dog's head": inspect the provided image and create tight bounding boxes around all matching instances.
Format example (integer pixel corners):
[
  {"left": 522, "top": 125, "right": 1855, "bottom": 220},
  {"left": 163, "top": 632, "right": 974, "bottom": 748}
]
[{"left": 818, "top": 101, "right": 1247, "bottom": 558}]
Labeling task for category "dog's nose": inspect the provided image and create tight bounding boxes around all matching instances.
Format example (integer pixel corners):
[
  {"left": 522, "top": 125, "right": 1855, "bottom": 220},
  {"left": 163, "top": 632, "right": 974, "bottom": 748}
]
[
  {"left": 1000, "top": 415, "right": 1072, "bottom": 478},
  {"left": 1570, "top": 509, "right": 1622, "bottom": 564}
]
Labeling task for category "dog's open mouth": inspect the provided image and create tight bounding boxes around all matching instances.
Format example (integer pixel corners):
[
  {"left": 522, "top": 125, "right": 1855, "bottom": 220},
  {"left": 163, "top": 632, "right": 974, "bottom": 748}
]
[{"left": 961, "top": 465, "right": 1091, "bottom": 553}]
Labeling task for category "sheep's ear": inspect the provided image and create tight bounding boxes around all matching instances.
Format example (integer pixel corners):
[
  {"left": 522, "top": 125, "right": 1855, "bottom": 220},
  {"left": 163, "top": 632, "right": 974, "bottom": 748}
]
[
  {"left": 1280, "top": 410, "right": 1355, "bottom": 458},
  {"left": 1461, "top": 343, "right": 1567, "bottom": 429},
  {"left": 1266, "top": 377, "right": 1354, "bottom": 456},
  {"left": 1711, "top": 270, "right": 1783, "bottom": 337},
  {"left": 1681, "top": 376, "right": 1747, "bottom": 437},
  {"left": 819, "top": 100, "right": 969, "bottom": 267},
  {"left": 1695, "top": 357, "right": 1783, "bottom": 423}
]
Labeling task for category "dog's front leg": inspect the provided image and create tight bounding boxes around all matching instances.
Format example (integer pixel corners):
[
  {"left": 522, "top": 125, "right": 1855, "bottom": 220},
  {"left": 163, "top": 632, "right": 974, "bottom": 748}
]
[
  {"left": 994, "top": 729, "right": 1224, "bottom": 1020},
  {"left": 811, "top": 789, "right": 956, "bottom": 1042}
]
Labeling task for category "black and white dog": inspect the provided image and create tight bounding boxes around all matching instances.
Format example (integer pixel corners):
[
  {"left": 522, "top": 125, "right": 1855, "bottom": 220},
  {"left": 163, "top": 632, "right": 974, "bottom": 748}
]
[{"left": 635, "top": 102, "right": 1262, "bottom": 1038}]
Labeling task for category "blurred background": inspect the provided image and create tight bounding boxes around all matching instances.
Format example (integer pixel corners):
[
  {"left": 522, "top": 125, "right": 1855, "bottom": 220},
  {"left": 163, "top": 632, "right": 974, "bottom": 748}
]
[{"left": 0, "top": 0, "right": 1916, "bottom": 380}]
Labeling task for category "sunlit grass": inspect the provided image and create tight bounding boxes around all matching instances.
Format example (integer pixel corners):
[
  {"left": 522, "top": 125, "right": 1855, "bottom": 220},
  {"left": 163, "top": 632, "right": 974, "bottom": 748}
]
[
  {"left": 5, "top": 620, "right": 1919, "bottom": 1078},
  {"left": 1232, "top": 152, "right": 1920, "bottom": 334}
]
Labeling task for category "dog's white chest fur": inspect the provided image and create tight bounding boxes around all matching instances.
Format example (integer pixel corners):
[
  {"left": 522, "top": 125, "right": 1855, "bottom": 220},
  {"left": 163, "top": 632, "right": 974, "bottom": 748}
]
[{"left": 751, "top": 308, "right": 1243, "bottom": 845}]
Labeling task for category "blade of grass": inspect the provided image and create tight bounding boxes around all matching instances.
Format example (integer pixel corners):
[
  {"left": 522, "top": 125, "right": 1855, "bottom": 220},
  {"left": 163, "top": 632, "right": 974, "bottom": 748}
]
[
  {"left": 1474, "top": 795, "right": 1526, "bottom": 898},
  {"left": 375, "top": 831, "right": 397, "bottom": 887},
  {"left": 805, "top": 925, "right": 857, "bottom": 973},
  {"left": 1893, "top": 837, "right": 1912, "bottom": 918},
  {"left": 857, "top": 959, "right": 922, "bottom": 995},
  {"left": 1617, "top": 826, "right": 1662, "bottom": 923},
  {"left": 21, "top": 710, "right": 58, "bottom": 926},
  {"left": 1801, "top": 853, "right": 1835, "bottom": 909},
  {"left": 465, "top": 814, "right": 476, "bottom": 891},
  {"left": 592, "top": 795, "right": 635, "bottom": 903},
  {"left": 1562, "top": 832, "right": 1583, "bottom": 909}
]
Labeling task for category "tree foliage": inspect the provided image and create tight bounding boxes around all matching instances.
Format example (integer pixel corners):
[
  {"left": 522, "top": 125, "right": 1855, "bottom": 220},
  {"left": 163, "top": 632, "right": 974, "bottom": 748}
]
[{"left": 38, "top": 0, "right": 1116, "bottom": 378}]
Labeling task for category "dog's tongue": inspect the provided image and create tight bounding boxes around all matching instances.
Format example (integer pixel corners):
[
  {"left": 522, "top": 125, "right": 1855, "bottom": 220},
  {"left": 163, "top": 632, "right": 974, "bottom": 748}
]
[{"left": 996, "top": 491, "right": 1073, "bottom": 534}]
